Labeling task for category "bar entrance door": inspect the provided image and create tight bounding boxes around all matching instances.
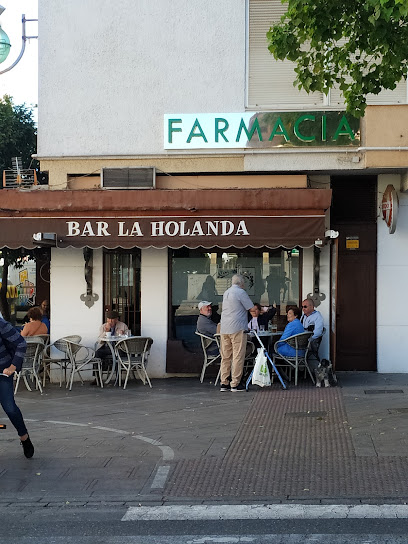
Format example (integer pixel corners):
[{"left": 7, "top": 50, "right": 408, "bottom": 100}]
[{"left": 103, "top": 249, "right": 141, "bottom": 335}]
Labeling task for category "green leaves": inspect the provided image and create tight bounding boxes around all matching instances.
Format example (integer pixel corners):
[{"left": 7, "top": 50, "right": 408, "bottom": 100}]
[
  {"left": 266, "top": 0, "right": 408, "bottom": 117},
  {"left": 0, "top": 95, "right": 37, "bottom": 171}
]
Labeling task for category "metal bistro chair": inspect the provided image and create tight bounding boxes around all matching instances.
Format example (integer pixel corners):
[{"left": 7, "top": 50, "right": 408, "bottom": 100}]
[
  {"left": 15, "top": 337, "right": 45, "bottom": 394},
  {"left": 195, "top": 331, "right": 221, "bottom": 383},
  {"left": 273, "top": 331, "right": 314, "bottom": 386},
  {"left": 64, "top": 340, "right": 103, "bottom": 391},
  {"left": 115, "top": 337, "right": 153, "bottom": 389},
  {"left": 43, "top": 335, "right": 82, "bottom": 387}
]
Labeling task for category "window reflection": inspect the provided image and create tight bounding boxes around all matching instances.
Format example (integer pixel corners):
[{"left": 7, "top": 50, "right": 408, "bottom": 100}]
[{"left": 171, "top": 247, "right": 300, "bottom": 352}]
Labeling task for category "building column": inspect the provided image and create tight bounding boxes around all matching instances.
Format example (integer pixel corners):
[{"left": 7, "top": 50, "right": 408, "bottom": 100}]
[{"left": 140, "top": 248, "right": 168, "bottom": 378}]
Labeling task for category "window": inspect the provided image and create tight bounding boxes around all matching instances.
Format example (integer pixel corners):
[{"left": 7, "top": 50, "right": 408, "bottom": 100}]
[
  {"left": 248, "top": 0, "right": 407, "bottom": 110},
  {"left": 248, "top": 0, "right": 324, "bottom": 108},
  {"left": 103, "top": 249, "right": 141, "bottom": 335},
  {"left": 171, "top": 247, "right": 301, "bottom": 352}
]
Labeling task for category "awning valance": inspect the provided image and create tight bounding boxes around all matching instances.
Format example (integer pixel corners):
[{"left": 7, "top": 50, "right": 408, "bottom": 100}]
[{"left": 0, "top": 188, "right": 331, "bottom": 250}]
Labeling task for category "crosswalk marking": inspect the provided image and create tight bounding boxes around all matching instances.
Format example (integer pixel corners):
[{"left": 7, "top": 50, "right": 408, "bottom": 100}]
[{"left": 122, "top": 504, "right": 408, "bottom": 521}]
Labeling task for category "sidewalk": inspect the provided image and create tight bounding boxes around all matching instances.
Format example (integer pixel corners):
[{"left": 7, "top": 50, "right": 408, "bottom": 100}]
[{"left": 1, "top": 373, "right": 408, "bottom": 506}]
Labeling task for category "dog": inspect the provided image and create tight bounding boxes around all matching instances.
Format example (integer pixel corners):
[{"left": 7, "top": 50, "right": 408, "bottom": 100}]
[{"left": 314, "top": 359, "right": 337, "bottom": 388}]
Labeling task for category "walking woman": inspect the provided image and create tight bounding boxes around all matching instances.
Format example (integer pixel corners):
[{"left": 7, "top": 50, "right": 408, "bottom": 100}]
[{"left": 0, "top": 317, "right": 34, "bottom": 458}]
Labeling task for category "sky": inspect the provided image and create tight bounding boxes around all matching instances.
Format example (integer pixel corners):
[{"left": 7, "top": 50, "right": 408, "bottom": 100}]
[{"left": 0, "top": 0, "right": 38, "bottom": 109}]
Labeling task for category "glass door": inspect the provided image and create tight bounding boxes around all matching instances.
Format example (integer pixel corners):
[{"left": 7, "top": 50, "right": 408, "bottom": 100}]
[{"left": 103, "top": 249, "right": 141, "bottom": 335}]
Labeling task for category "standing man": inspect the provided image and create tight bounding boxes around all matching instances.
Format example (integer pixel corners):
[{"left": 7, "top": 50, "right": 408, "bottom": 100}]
[
  {"left": 0, "top": 317, "right": 34, "bottom": 458},
  {"left": 301, "top": 298, "right": 324, "bottom": 365},
  {"left": 219, "top": 274, "right": 256, "bottom": 392}
]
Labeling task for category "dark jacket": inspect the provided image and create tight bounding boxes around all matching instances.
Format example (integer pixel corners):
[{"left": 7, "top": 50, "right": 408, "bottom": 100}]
[
  {"left": 248, "top": 307, "right": 276, "bottom": 330},
  {"left": 0, "top": 318, "right": 27, "bottom": 373}
]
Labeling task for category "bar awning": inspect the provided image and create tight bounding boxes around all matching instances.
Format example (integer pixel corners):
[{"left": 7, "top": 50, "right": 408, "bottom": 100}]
[{"left": 0, "top": 188, "right": 332, "bottom": 250}]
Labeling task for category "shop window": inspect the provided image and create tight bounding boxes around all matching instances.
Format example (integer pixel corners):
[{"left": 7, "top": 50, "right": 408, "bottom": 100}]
[
  {"left": 103, "top": 249, "right": 141, "bottom": 335},
  {"left": 171, "top": 247, "right": 301, "bottom": 352},
  {"left": 0, "top": 249, "right": 50, "bottom": 327}
]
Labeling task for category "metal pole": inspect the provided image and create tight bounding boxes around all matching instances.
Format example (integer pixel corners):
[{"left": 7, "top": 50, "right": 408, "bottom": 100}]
[{"left": 0, "top": 15, "right": 38, "bottom": 76}]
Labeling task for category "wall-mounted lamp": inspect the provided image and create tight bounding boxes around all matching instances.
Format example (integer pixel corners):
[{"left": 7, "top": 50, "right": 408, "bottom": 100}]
[
  {"left": 0, "top": 4, "right": 38, "bottom": 75},
  {"left": 32, "top": 232, "right": 57, "bottom": 247}
]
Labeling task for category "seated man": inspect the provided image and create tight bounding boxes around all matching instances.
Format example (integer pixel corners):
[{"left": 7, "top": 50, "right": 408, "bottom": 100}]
[
  {"left": 95, "top": 311, "right": 130, "bottom": 375},
  {"left": 98, "top": 310, "right": 130, "bottom": 338},
  {"left": 196, "top": 301, "right": 218, "bottom": 355},
  {"left": 300, "top": 298, "right": 324, "bottom": 368}
]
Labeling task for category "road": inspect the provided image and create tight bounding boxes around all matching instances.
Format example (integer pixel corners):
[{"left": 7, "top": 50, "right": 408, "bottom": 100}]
[{"left": 2, "top": 505, "right": 408, "bottom": 543}]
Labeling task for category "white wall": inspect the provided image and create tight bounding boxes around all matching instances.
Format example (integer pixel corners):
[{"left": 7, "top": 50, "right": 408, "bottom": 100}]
[
  {"left": 38, "top": 0, "right": 246, "bottom": 158},
  {"left": 50, "top": 247, "right": 103, "bottom": 349},
  {"left": 302, "top": 245, "right": 330, "bottom": 360},
  {"left": 377, "top": 174, "right": 408, "bottom": 372},
  {"left": 140, "top": 248, "right": 168, "bottom": 377}
]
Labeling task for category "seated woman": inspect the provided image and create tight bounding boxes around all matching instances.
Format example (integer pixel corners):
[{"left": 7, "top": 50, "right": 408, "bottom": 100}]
[
  {"left": 248, "top": 303, "right": 276, "bottom": 332},
  {"left": 40, "top": 299, "right": 50, "bottom": 334},
  {"left": 275, "top": 306, "right": 305, "bottom": 357},
  {"left": 21, "top": 307, "right": 48, "bottom": 337}
]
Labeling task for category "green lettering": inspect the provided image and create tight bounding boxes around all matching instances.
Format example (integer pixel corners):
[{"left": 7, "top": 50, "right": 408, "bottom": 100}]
[
  {"left": 293, "top": 114, "right": 315, "bottom": 142},
  {"left": 187, "top": 118, "right": 208, "bottom": 143},
  {"left": 333, "top": 115, "right": 355, "bottom": 141},
  {"left": 168, "top": 118, "right": 182, "bottom": 144},
  {"left": 236, "top": 118, "right": 263, "bottom": 142},
  {"left": 321, "top": 115, "right": 327, "bottom": 142},
  {"left": 268, "top": 117, "right": 290, "bottom": 142},
  {"left": 215, "top": 118, "right": 229, "bottom": 142}
]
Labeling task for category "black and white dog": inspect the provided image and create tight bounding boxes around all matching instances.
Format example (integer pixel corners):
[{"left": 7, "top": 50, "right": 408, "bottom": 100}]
[{"left": 314, "top": 359, "right": 337, "bottom": 388}]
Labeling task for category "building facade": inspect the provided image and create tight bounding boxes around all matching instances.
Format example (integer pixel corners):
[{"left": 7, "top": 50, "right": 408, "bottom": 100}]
[{"left": 1, "top": 0, "right": 407, "bottom": 376}]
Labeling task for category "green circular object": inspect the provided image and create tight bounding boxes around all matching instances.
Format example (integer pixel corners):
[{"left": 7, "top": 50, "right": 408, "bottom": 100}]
[{"left": 0, "top": 26, "right": 11, "bottom": 64}]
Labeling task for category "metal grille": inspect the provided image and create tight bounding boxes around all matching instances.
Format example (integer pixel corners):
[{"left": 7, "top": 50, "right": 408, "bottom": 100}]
[
  {"left": 101, "top": 167, "right": 156, "bottom": 189},
  {"left": 103, "top": 249, "right": 141, "bottom": 335}
]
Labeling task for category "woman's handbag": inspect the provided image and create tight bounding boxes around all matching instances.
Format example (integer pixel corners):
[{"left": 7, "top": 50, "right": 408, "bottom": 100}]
[{"left": 252, "top": 348, "right": 271, "bottom": 387}]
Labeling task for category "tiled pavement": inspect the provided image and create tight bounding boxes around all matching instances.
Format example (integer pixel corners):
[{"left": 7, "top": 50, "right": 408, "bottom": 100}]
[{"left": 2, "top": 373, "right": 408, "bottom": 506}]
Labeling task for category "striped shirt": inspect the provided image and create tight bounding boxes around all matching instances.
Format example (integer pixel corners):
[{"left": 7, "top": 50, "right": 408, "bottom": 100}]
[{"left": 0, "top": 318, "right": 27, "bottom": 372}]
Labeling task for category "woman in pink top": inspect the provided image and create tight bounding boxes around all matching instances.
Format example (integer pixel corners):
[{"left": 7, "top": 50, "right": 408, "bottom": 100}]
[{"left": 21, "top": 307, "right": 48, "bottom": 337}]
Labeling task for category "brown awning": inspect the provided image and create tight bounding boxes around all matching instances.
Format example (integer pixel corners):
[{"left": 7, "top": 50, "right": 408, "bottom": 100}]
[{"left": 0, "top": 188, "right": 331, "bottom": 249}]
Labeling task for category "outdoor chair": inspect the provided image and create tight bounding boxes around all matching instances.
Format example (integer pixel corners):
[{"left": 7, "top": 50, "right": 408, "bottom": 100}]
[
  {"left": 31, "top": 334, "right": 50, "bottom": 347},
  {"left": 42, "top": 335, "right": 82, "bottom": 386},
  {"left": 115, "top": 337, "right": 153, "bottom": 389},
  {"left": 64, "top": 340, "right": 103, "bottom": 391},
  {"left": 195, "top": 331, "right": 221, "bottom": 383},
  {"left": 15, "top": 337, "right": 44, "bottom": 394},
  {"left": 306, "top": 327, "right": 326, "bottom": 365},
  {"left": 273, "top": 331, "right": 314, "bottom": 386}
]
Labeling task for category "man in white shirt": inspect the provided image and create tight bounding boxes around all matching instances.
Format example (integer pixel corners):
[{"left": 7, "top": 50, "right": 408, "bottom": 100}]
[{"left": 219, "top": 274, "right": 256, "bottom": 392}]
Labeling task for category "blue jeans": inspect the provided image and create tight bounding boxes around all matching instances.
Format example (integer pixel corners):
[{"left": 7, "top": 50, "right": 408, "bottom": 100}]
[{"left": 0, "top": 374, "right": 28, "bottom": 437}]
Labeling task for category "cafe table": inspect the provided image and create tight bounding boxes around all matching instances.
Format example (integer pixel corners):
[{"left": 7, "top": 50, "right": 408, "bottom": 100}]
[{"left": 99, "top": 334, "right": 131, "bottom": 385}]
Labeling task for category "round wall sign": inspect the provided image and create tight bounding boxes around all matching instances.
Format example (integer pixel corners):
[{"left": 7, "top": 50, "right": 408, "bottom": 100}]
[{"left": 381, "top": 184, "right": 399, "bottom": 234}]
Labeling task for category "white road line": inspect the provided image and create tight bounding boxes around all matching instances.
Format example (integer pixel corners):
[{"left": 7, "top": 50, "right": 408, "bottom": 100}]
[
  {"left": 158, "top": 445, "right": 174, "bottom": 461},
  {"left": 121, "top": 504, "right": 408, "bottom": 521},
  {"left": 92, "top": 426, "right": 130, "bottom": 434},
  {"left": 29, "top": 418, "right": 175, "bottom": 490},
  {"left": 44, "top": 420, "right": 90, "bottom": 427},
  {"left": 151, "top": 465, "right": 171, "bottom": 489}
]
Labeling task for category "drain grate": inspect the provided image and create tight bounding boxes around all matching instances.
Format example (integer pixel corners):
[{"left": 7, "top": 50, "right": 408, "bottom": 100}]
[
  {"left": 388, "top": 407, "right": 408, "bottom": 414},
  {"left": 285, "top": 411, "right": 327, "bottom": 418},
  {"left": 364, "top": 389, "right": 404, "bottom": 394}
]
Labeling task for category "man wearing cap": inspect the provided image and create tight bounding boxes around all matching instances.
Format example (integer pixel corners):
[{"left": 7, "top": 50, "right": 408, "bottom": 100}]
[
  {"left": 98, "top": 310, "right": 130, "bottom": 339},
  {"left": 93, "top": 311, "right": 130, "bottom": 383},
  {"left": 196, "top": 301, "right": 217, "bottom": 339}
]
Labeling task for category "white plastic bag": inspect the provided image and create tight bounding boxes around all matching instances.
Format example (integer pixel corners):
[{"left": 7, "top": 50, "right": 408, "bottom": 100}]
[{"left": 252, "top": 349, "right": 271, "bottom": 387}]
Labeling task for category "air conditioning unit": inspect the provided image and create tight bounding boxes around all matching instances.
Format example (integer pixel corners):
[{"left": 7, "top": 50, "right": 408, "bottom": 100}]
[{"left": 101, "top": 167, "right": 156, "bottom": 189}]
